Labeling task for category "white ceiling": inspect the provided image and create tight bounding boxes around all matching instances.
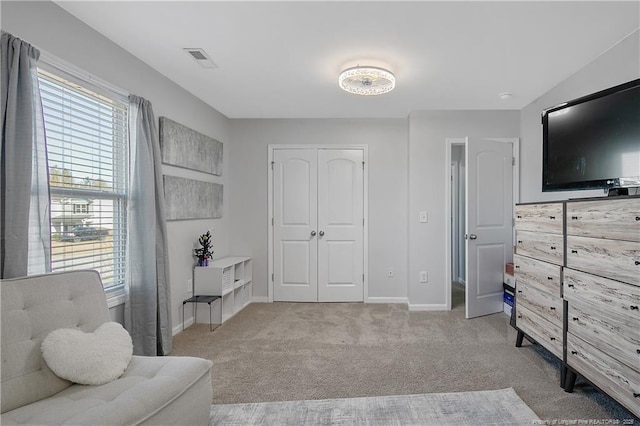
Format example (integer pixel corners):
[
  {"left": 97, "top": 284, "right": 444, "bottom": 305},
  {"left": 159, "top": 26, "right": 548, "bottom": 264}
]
[{"left": 55, "top": 1, "right": 639, "bottom": 119}]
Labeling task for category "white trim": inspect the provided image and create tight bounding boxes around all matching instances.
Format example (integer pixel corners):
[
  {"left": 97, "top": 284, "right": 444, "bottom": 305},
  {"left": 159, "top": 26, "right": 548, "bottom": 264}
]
[
  {"left": 408, "top": 303, "right": 448, "bottom": 312},
  {"left": 172, "top": 317, "right": 195, "bottom": 336},
  {"left": 366, "top": 297, "right": 408, "bottom": 304},
  {"left": 267, "top": 145, "right": 369, "bottom": 303},
  {"left": 107, "top": 294, "right": 125, "bottom": 309},
  {"left": 445, "top": 138, "right": 467, "bottom": 313},
  {"left": 251, "top": 296, "right": 270, "bottom": 303},
  {"left": 38, "top": 49, "right": 129, "bottom": 101}
]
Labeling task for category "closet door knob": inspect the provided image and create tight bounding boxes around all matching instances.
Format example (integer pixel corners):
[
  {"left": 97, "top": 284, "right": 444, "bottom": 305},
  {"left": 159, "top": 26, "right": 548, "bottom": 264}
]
[
  {"left": 310, "top": 231, "right": 316, "bottom": 237},
  {"left": 319, "top": 231, "right": 325, "bottom": 237}
]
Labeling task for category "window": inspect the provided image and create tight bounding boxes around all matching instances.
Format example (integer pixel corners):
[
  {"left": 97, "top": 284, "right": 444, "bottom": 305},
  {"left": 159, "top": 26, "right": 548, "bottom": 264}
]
[
  {"left": 73, "top": 203, "right": 89, "bottom": 214},
  {"left": 38, "top": 68, "right": 128, "bottom": 291}
]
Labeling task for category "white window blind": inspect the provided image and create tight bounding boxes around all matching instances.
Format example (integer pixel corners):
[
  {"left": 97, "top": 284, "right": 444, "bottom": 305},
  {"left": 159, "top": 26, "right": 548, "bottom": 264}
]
[{"left": 38, "top": 69, "right": 128, "bottom": 290}]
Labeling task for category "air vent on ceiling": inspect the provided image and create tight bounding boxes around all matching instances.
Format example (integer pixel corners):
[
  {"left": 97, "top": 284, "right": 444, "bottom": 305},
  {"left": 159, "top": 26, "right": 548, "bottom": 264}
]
[{"left": 183, "top": 48, "right": 218, "bottom": 69}]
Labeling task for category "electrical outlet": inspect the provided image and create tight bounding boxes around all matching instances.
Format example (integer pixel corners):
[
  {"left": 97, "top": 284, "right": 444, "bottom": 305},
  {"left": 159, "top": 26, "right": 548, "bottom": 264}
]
[
  {"left": 187, "top": 278, "right": 193, "bottom": 294},
  {"left": 419, "top": 271, "right": 428, "bottom": 283},
  {"left": 387, "top": 267, "right": 394, "bottom": 278}
]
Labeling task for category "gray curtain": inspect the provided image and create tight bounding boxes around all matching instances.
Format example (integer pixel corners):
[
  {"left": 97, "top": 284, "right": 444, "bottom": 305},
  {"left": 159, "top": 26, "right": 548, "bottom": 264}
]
[
  {"left": 125, "top": 95, "right": 172, "bottom": 356},
  {"left": 0, "top": 32, "right": 51, "bottom": 279}
]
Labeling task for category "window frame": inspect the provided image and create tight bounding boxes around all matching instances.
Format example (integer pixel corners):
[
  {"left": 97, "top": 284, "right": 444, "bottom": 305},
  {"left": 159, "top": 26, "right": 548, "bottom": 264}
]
[{"left": 37, "top": 54, "right": 129, "bottom": 304}]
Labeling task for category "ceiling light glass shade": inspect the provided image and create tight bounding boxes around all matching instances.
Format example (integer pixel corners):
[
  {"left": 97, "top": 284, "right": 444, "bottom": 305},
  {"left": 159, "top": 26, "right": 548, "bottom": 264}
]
[{"left": 339, "top": 66, "right": 395, "bottom": 96}]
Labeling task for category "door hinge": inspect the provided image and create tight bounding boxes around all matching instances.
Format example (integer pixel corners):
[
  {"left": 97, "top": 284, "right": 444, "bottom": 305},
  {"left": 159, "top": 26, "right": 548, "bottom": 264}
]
[
  {"left": 362, "top": 274, "right": 365, "bottom": 282},
  {"left": 271, "top": 217, "right": 274, "bottom": 226},
  {"left": 362, "top": 161, "right": 365, "bottom": 170},
  {"left": 271, "top": 161, "right": 274, "bottom": 170},
  {"left": 362, "top": 218, "right": 365, "bottom": 226},
  {"left": 272, "top": 273, "right": 274, "bottom": 282},
  {"left": 512, "top": 157, "right": 516, "bottom": 166}
]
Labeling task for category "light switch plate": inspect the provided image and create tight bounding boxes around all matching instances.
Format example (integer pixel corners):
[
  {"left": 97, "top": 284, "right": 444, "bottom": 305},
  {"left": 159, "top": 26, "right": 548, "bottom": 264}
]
[{"left": 419, "top": 211, "right": 428, "bottom": 223}]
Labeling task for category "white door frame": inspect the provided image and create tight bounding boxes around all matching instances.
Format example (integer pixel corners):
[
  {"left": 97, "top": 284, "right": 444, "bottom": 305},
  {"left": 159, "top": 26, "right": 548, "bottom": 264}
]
[
  {"left": 444, "top": 137, "right": 519, "bottom": 311},
  {"left": 267, "top": 144, "right": 369, "bottom": 303}
]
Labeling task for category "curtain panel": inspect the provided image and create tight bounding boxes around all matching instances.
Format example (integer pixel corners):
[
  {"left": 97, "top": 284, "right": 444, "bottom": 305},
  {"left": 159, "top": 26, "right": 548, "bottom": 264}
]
[
  {"left": 0, "top": 32, "right": 50, "bottom": 279},
  {"left": 125, "top": 95, "right": 172, "bottom": 356}
]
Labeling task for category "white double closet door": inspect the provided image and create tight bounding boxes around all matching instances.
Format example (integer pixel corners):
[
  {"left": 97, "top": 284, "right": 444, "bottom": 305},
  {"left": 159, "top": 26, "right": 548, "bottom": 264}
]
[{"left": 272, "top": 148, "right": 364, "bottom": 302}]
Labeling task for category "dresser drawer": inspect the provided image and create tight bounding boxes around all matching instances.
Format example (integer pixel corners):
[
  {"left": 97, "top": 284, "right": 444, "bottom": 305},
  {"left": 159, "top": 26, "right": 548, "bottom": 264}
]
[
  {"left": 516, "top": 304, "right": 563, "bottom": 358},
  {"left": 566, "top": 236, "right": 640, "bottom": 286},
  {"left": 566, "top": 198, "right": 640, "bottom": 242},
  {"left": 513, "top": 253, "right": 561, "bottom": 297},
  {"left": 563, "top": 268, "right": 640, "bottom": 321},
  {"left": 516, "top": 280, "right": 563, "bottom": 327},
  {"left": 515, "top": 203, "right": 563, "bottom": 235},
  {"left": 568, "top": 302, "right": 640, "bottom": 371},
  {"left": 567, "top": 335, "right": 640, "bottom": 418},
  {"left": 515, "top": 231, "right": 564, "bottom": 266}
]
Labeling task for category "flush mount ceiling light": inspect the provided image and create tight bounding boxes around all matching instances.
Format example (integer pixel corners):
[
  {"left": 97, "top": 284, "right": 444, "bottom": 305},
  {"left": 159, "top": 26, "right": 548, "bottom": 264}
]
[{"left": 339, "top": 66, "right": 395, "bottom": 96}]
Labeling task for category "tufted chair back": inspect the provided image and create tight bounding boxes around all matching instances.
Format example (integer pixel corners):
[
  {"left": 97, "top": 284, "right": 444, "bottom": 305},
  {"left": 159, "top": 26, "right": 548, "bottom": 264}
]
[{"left": 1, "top": 270, "right": 110, "bottom": 413}]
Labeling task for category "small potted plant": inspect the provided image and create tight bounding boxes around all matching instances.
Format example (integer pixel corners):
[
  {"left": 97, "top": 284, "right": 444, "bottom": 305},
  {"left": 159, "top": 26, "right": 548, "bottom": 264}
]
[{"left": 194, "top": 230, "right": 213, "bottom": 266}]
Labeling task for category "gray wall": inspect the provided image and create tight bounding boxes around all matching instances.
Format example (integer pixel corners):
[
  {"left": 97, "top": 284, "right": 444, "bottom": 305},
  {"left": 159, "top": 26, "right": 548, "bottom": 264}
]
[
  {"left": 2, "top": 1, "right": 232, "bottom": 333},
  {"left": 228, "top": 119, "right": 409, "bottom": 302},
  {"left": 519, "top": 30, "right": 640, "bottom": 203},
  {"left": 407, "top": 111, "right": 520, "bottom": 308}
]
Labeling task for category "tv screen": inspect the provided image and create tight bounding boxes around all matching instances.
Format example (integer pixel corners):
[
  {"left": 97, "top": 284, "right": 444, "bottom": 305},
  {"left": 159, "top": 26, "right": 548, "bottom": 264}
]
[{"left": 542, "top": 79, "right": 640, "bottom": 192}]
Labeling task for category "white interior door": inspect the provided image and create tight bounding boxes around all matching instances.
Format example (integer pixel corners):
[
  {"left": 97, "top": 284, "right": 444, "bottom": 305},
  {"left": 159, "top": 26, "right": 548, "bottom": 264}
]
[
  {"left": 318, "top": 149, "right": 364, "bottom": 302},
  {"left": 465, "top": 139, "right": 513, "bottom": 318},
  {"left": 273, "top": 149, "right": 318, "bottom": 302},
  {"left": 272, "top": 148, "right": 364, "bottom": 302}
]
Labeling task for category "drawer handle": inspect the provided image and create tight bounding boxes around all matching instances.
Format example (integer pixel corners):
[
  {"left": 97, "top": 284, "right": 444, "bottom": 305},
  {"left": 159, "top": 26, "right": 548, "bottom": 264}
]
[
  {"left": 571, "top": 350, "right": 578, "bottom": 355},
  {"left": 550, "top": 246, "right": 557, "bottom": 250},
  {"left": 518, "top": 240, "right": 523, "bottom": 244},
  {"left": 631, "top": 305, "right": 639, "bottom": 311},
  {"left": 571, "top": 250, "right": 578, "bottom": 254},
  {"left": 550, "top": 306, "right": 556, "bottom": 310},
  {"left": 515, "top": 265, "right": 520, "bottom": 269},
  {"left": 517, "top": 215, "right": 522, "bottom": 219},
  {"left": 567, "top": 284, "right": 574, "bottom": 288},
  {"left": 634, "top": 393, "right": 640, "bottom": 398},
  {"left": 636, "top": 216, "right": 640, "bottom": 221},
  {"left": 572, "top": 317, "right": 579, "bottom": 321},
  {"left": 517, "top": 290, "right": 522, "bottom": 294},
  {"left": 549, "top": 216, "right": 556, "bottom": 220},
  {"left": 636, "top": 349, "right": 640, "bottom": 354},
  {"left": 547, "top": 276, "right": 553, "bottom": 280},
  {"left": 571, "top": 216, "right": 579, "bottom": 220},
  {"left": 550, "top": 337, "right": 556, "bottom": 341},
  {"left": 517, "top": 315, "right": 522, "bottom": 319},
  {"left": 635, "top": 261, "right": 640, "bottom": 266}
]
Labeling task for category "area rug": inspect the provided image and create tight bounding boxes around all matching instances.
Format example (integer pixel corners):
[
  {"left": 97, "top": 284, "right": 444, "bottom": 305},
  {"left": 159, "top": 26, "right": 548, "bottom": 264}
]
[{"left": 209, "top": 387, "right": 540, "bottom": 425}]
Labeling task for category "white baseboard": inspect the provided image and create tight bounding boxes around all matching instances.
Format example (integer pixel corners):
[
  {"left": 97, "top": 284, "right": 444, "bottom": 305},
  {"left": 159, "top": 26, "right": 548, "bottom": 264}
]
[
  {"left": 408, "top": 303, "right": 448, "bottom": 311},
  {"left": 366, "top": 297, "right": 408, "bottom": 304},
  {"left": 172, "top": 316, "right": 194, "bottom": 336},
  {"left": 251, "top": 296, "right": 269, "bottom": 303}
]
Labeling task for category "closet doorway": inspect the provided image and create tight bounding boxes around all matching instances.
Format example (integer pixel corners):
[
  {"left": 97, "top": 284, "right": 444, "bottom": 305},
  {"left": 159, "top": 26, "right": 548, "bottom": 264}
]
[{"left": 268, "top": 146, "right": 368, "bottom": 302}]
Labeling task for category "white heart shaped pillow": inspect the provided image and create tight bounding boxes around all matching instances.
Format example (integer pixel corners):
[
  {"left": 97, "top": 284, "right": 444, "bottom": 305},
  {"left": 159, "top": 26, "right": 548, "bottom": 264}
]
[{"left": 41, "top": 322, "right": 133, "bottom": 385}]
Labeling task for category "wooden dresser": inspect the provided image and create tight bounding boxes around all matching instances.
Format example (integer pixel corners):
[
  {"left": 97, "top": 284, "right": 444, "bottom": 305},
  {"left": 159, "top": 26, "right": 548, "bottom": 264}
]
[
  {"left": 514, "top": 202, "right": 564, "bottom": 360},
  {"left": 514, "top": 196, "right": 640, "bottom": 417},
  {"left": 563, "top": 198, "right": 640, "bottom": 417}
]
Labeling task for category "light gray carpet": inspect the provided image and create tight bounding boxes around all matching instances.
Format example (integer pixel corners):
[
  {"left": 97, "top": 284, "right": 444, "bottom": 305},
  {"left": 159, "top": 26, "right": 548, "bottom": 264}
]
[
  {"left": 173, "top": 283, "right": 638, "bottom": 421},
  {"left": 209, "top": 388, "right": 540, "bottom": 426}
]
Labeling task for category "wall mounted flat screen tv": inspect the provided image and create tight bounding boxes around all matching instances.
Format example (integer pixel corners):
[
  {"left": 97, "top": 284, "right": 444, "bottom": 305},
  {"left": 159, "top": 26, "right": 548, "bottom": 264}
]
[{"left": 542, "top": 78, "right": 640, "bottom": 192}]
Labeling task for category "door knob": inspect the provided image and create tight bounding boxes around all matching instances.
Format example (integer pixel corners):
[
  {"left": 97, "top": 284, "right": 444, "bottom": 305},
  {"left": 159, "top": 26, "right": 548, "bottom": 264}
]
[
  {"left": 310, "top": 231, "right": 316, "bottom": 237},
  {"left": 319, "top": 231, "right": 325, "bottom": 237},
  {"left": 469, "top": 234, "right": 477, "bottom": 240}
]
